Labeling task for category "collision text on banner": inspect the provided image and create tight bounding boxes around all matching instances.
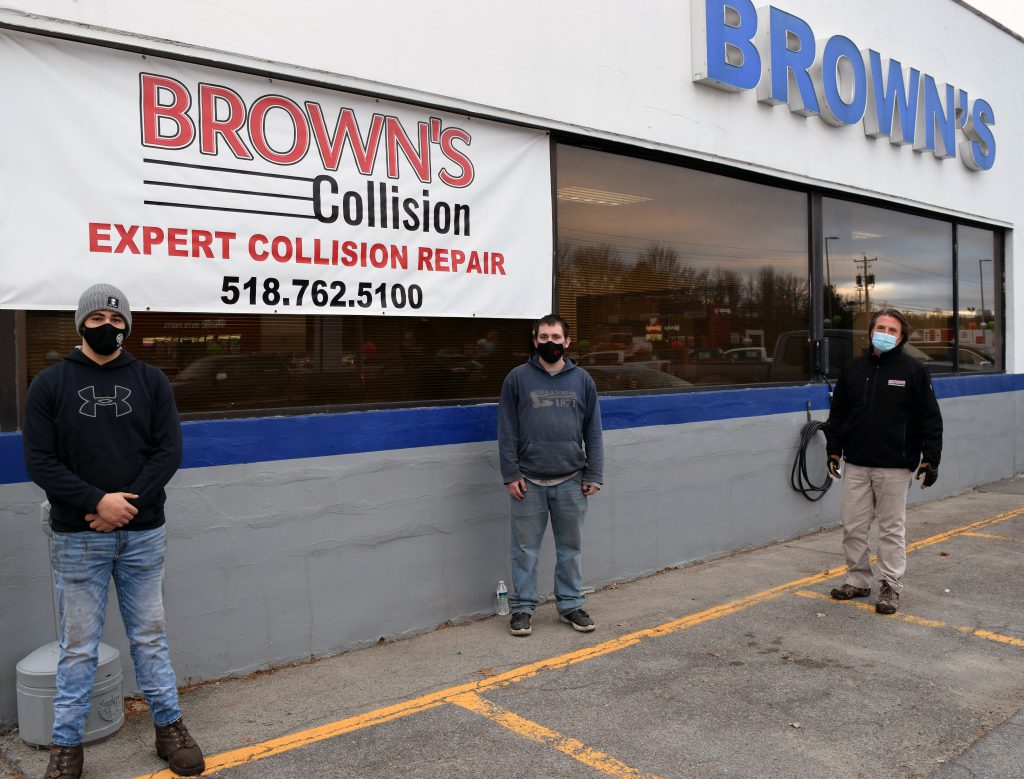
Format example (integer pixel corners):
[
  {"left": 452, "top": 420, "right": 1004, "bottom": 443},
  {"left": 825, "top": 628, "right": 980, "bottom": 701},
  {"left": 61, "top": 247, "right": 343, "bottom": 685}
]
[{"left": 0, "top": 31, "right": 553, "bottom": 318}]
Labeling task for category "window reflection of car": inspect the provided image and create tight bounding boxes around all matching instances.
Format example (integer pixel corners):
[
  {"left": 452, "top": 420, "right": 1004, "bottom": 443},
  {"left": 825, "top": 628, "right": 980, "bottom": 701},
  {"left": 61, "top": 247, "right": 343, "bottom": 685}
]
[
  {"left": 721, "top": 347, "right": 771, "bottom": 363},
  {"left": 771, "top": 329, "right": 946, "bottom": 382},
  {"left": 911, "top": 343, "right": 994, "bottom": 372},
  {"left": 689, "top": 346, "right": 773, "bottom": 385},
  {"left": 688, "top": 347, "right": 723, "bottom": 361},
  {"left": 170, "top": 353, "right": 303, "bottom": 412},
  {"left": 416, "top": 349, "right": 487, "bottom": 398},
  {"left": 870, "top": 342, "right": 942, "bottom": 372},
  {"left": 432, "top": 349, "right": 484, "bottom": 375},
  {"left": 968, "top": 344, "right": 997, "bottom": 363},
  {"left": 585, "top": 364, "right": 692, "bottom": 392},
  {"left": 578, "top": 350, "right": 630, "bottom": 366},
  {"left": 578, "top": 350, "right": 667, "bottom": 370},
  {"left": 150, "top": 363, "right": 181, "bottom": 380}
]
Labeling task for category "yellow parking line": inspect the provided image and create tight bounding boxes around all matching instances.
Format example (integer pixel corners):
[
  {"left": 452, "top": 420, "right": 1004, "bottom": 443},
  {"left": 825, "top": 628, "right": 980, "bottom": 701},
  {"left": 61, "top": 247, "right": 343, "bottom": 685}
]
[
  {"left": 133, "top": 573, "right": 843, "bottom": 778},
  {"left": 961, "top": 531, "right": 1020, "bottom": 542},
  {"left": 794, "top": 590, "right": 1024, "bottom": 649},
  {"left": 132, "top": 505, "right": 1024, "bottom": 779},
  {"left": 449, "top": 692, "right": 662, "bottom": 778},
  {"left": 906, "top": 507, "right": 1024, "bottom": 552},
  {"left": 974, "top": 629, "right": 1024, "bottom": 648},
  {"left": 131, "top": 699, "right": 446, "bottom": 778}
]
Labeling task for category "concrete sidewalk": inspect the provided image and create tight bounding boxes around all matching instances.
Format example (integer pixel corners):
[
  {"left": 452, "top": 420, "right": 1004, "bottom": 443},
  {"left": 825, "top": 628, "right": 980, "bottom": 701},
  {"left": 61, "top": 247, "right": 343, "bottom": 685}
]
[{"left": 3, "top": 476, "right": 1024, "bottom": 779}]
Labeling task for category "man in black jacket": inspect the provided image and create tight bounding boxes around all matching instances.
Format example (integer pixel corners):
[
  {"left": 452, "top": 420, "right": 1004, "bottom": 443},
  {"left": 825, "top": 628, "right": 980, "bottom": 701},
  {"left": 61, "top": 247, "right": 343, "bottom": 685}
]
[
  {"left": 824, "top": 309, "right": 943, "bottom": 615},
  {"left": 22, "top": 284, "right": 204, "bottom": 779}
]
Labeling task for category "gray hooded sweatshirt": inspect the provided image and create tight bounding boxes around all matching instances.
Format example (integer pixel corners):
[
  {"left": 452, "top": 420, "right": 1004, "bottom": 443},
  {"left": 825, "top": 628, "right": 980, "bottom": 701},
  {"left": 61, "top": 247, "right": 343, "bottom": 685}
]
[{"left": 497, "top": 355, "right": 604, "bottom": 484}]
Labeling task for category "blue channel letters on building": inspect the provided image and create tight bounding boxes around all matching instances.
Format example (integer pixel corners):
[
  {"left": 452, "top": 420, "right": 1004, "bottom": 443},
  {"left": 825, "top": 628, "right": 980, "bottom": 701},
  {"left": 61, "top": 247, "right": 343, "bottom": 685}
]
[{"left": 691, "top": 0, "right": 996, "bottom": 171}]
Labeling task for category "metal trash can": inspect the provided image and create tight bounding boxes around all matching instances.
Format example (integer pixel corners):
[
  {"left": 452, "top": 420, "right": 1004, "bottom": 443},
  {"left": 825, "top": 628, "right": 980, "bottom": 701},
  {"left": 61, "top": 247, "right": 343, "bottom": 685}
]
[
  {"left": 16, "top": 501, "right": 125, "bottom": 746},
  {"left": 16, "top": 641, "right": 124, "bottom": 747}
]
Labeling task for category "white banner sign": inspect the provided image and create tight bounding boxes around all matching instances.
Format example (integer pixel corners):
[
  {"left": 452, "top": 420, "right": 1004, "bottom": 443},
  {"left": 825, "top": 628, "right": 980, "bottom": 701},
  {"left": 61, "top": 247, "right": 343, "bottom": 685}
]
[{"left": 0, "top": 32, "right": 553, "bottom": 318}]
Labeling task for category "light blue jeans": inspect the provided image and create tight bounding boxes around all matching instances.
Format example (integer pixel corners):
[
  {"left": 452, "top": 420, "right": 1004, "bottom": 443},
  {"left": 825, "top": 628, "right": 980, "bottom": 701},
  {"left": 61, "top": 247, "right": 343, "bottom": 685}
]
[
  {"left": 50, "top": 526, "right": 181, "bottom": 746},
  {"left": 509, "top": 474, "right": 588, "bottom": 615}
]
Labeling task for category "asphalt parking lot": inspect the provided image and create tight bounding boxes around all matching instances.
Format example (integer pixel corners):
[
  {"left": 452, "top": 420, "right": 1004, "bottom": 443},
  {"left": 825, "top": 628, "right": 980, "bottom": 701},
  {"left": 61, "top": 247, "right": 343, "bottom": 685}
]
[{"left": 3, "top": 475, "right": 1023, "bottom": 779}]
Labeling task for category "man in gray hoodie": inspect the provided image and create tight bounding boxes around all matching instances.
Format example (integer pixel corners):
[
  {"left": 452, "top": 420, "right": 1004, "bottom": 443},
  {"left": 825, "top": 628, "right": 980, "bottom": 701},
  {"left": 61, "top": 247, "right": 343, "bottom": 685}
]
[{"left": 498, "top": 314, "right": 604, "bottom": 636}]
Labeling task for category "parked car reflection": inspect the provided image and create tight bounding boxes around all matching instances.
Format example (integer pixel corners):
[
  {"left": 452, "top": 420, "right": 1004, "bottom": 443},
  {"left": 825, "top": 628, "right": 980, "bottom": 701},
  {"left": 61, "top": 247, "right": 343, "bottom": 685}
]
[
  {"left": 170, "top": 353, "right": 307, "bottom": 412},
  {"left": 911, "top": 342, "right": 995, "bottom": 372},
  {"left": 771, "top": 329, "right": 951, "bottom": 381},
  {"left": 578, "top": 350, "right": 668, "bottom": 370},
  {"left": 586, "top": 364, "right": 692, "bottom": 392}
]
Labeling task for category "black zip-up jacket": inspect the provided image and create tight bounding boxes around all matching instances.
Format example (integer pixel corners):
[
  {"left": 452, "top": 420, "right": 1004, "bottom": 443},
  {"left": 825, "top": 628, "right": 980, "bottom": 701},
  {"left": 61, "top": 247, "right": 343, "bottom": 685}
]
[
  {"left": 22, "top": 348, "right": 183, "bottom": 533},
  {"left": 824, "top": 346, "right": 942, "bottom": 471}
]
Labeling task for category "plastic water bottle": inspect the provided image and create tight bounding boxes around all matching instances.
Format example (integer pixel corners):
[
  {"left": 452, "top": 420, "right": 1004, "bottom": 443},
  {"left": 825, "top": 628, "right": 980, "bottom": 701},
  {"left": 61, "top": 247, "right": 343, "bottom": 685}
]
[{"left": 496, "top": 580, "right": 509, "bottom": 615}]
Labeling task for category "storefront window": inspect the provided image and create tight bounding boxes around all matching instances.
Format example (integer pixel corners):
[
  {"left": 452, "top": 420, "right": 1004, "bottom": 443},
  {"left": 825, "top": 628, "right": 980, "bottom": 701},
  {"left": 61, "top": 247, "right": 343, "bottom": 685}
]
[
  {"left": 20, "top": 154, "right": 1004, "bottom": 419},
  {"left": 26, "top": 312, "right": 532, "bottom": 414},
  {"left": 957, "top": 226, "right": 1001, "bottom": 372},
  {"left": 821, "top": 201, "right": 1002, "bottom": 376},
  {"left": 556, "top": 145, "right": 809, "bottom": 390}
]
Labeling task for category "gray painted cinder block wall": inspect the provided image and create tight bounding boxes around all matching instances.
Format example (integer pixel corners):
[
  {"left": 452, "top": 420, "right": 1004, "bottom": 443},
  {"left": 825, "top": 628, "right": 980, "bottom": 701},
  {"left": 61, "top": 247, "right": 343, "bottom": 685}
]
[
  {"left": 1016, "top": 389, "right": 1024, "bottom": 475},
  {"left": 0, "top": 390, "right": 1019, "bottom": 728}
]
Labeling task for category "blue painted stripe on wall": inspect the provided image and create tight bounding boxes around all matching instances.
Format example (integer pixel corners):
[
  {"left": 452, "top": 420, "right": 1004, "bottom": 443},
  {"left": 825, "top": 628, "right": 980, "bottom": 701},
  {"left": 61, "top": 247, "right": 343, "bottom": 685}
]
[{"left": 2, "top": 373, "right": 1022, "bottom": 485}]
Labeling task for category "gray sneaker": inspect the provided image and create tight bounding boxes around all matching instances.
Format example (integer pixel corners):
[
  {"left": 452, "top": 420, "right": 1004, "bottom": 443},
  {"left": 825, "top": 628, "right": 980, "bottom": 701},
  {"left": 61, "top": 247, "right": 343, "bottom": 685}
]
[
  {"left": 559, "top": 608, "right": 595, "bottom": 632},
  {"left": 509, "top": 612, "right": 532, "bottom": 636}
]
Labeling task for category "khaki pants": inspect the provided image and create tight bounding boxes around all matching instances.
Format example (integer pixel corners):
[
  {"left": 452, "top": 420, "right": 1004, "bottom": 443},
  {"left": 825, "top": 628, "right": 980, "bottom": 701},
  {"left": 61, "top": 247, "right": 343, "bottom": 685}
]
[{"left": 840, "top": 463, "right": 914, "bottom": 593}]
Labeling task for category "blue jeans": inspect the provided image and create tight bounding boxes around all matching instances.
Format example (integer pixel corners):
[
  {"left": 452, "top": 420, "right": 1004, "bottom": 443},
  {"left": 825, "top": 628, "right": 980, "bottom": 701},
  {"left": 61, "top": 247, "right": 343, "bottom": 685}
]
[
  {"left": 509, "top": 474, "right": 588, "bottom": 615},
  {"left": 50, "top": 527, "right": 181, "bottom": 746}
]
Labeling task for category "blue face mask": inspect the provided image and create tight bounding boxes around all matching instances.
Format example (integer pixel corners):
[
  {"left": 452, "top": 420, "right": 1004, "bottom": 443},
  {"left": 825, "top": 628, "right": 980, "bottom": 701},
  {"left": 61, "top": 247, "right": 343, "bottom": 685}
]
[{"left": 871, "top": 332, "right": 898, "bottom": 353}]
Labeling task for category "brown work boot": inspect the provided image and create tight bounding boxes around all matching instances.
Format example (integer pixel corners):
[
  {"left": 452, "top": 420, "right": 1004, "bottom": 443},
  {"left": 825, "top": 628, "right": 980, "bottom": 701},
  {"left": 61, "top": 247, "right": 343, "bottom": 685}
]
[
  {"left": 43, "top": 744, "right": 83, "bottom": 779},
  {"left": 876, "top": 582, "right": 900, "bottom": 615},
  {"left": 830, "top": 583, "right": 870, "bottom": 600},
  {"left": 155, "top": 718, "right": 206, "bottom": 776}
]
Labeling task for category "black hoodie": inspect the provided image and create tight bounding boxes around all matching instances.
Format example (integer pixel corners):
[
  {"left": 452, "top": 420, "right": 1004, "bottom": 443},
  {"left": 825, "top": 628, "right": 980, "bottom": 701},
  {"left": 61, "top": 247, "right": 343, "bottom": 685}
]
[
  {"left": 22, "top": 348, "right": 182, "bottom": 533},
  {"left": 824, "top": 346, "right": 943, "bottom": 471}
]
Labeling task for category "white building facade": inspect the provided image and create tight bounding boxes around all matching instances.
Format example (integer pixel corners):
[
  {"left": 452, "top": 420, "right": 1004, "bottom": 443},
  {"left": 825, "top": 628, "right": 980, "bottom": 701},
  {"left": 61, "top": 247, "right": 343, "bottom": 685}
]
[{"left": 0, "top": 0, "right": 1020, "bottom": 727}]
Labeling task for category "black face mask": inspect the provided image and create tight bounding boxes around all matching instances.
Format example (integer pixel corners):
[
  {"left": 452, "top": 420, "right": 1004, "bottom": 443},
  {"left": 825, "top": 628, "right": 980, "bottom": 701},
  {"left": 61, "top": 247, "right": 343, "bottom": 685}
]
[
  {"left": 82, "top": 323, "right": 126, "bottom": 356},
  {"left": 536, "top": 340, "right": 565, "bottom": 364}
]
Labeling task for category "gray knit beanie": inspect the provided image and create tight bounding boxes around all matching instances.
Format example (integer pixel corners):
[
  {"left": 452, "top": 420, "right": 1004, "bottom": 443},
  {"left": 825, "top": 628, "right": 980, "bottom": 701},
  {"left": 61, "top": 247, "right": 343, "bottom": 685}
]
[{"left": 75, "top": 283, "right": 132, "bottom": 336}]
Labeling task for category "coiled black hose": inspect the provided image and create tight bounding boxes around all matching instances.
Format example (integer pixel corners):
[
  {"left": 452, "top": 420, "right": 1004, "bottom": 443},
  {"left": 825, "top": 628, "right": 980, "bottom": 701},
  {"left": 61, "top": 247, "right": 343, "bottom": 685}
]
[{"left": 791, "top": 419, "right": 833, "bottom": 502}]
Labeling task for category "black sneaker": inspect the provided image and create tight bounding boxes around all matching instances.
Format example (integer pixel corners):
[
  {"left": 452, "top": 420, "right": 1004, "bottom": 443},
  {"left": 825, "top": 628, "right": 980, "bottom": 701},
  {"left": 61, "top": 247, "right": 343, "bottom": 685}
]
[
  {"left": 509, "top": 612, "right": 532, "bottom": 636},
  {"left": 830, "top": 583, "right": 871, "bottom": 600},
  {"left": 876, "top": 582, "right": 900, "bottom": 615},
  {"left": 559, "top": 608, "right": 595, "bottom": 633}
]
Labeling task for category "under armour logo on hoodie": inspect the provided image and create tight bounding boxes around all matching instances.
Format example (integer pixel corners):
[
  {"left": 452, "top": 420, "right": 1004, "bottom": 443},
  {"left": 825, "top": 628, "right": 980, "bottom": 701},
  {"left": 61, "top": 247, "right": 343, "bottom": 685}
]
[{"left": 78, "top": 386, "right": 133, "bottom": 417}]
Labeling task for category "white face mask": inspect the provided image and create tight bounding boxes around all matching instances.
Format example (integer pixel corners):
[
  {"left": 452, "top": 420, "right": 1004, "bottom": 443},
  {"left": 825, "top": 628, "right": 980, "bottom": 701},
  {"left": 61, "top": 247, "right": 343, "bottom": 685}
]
[{"left": 871, "top": 332, "right": 898, "bottom": 352}]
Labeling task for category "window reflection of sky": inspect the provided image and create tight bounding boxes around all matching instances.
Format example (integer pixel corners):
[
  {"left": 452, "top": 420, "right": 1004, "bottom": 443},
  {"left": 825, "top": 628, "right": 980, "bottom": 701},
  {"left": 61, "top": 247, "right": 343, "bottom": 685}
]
[
  {"left": 958, "top": 226, "right": 996, "bottom": 314},
  {"left": 556, "top": 146, "right": 807, "bottom": 273},
  {"left": 824, "top": 199, "right": 953, "bottom": 314},
  {"left": 556, "top": 148, "right": 993, "bottom": 320}
]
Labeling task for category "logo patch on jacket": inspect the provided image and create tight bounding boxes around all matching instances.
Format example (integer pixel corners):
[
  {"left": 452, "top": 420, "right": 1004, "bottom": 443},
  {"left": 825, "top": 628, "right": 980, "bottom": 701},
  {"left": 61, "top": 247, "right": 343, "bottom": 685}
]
[
  {"left": 78, "top": 386, "right": 133, "bottom": 417},
  {"left": 887, "top": 379, "right": 907, "bottom": 387},
  {"left": 530, "top": 389, "right": 577, "bottom": 408}
]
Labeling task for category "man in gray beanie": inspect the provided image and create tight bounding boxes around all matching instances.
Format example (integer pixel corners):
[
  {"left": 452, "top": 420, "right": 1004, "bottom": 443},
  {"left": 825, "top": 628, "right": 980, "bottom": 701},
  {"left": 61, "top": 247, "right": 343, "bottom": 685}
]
[
  {"left": 74, "top": 282, "right": 133, "bottom": 343},
  {"left": 22, "top": 283, "right": 205, "bottom": 779}
]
